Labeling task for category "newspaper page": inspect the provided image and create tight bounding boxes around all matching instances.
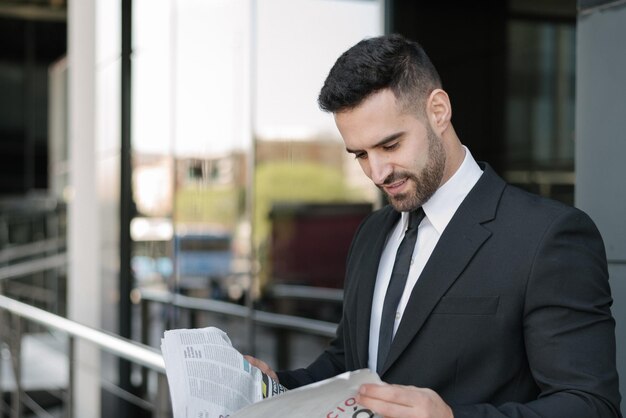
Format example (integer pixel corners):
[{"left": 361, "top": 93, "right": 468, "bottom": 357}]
[
  {"left": 231, "top": 369, "right": 383, "bottom": 418},
  {"left": 161, "top": 327, "right": 286, "bottom": 418}
]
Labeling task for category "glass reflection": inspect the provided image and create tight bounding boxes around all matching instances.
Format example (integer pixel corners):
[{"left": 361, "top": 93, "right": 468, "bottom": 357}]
[{"left": 131, "top": 0, "right": 382, "bottom": 363}]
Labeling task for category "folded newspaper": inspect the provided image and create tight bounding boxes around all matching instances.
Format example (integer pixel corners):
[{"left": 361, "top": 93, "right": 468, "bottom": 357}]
[{"left": 161, "top": 327, "right": 382, "bottom": 418}]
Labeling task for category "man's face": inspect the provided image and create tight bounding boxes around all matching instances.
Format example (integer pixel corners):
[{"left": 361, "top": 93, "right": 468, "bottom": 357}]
[{"left": 336, "top": 89, "right": 446, "bottom": 212}]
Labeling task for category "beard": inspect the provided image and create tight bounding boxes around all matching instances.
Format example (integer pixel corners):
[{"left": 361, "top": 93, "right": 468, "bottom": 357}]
[{"left": 381, "top": 126, "right": 446, "bottom": 212}]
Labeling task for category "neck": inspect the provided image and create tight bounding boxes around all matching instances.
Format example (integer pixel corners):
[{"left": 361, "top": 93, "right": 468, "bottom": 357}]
[{"left": 440, "top": 125, "right": 465, "bottom": 185}]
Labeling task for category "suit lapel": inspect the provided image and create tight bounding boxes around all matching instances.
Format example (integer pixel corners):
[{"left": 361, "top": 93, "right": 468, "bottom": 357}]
[
  {"left": 379, "top": 164, "right": 505, "bottom": 375},
  {"left": 353, "top": 207, "right": 400, "bottom": 369}
]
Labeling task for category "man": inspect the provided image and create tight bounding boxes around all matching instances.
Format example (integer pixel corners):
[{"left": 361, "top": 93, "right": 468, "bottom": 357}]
[{"left": 247, "top": 34, "right": 622, "bottom": 417}]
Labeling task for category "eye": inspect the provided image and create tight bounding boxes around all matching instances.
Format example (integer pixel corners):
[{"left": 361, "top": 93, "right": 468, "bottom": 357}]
[
  {"left": 383, "top": 142, "right": 399, "bottom": 151},
  {"left": 354, "top": 152, "right": 368, "bottom": 160}
]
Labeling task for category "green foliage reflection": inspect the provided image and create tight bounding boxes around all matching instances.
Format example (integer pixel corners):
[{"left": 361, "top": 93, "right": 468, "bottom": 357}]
[{"left": 254, "top": 162, "right": 364, "bottom": 247}]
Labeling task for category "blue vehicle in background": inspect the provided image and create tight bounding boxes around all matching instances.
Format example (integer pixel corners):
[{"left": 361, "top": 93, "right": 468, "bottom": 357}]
[
  {"left": 173, "top": 231, "right": 234, "bottom": 298},
  {"left": 174, "top": 232, "right": 233, "bottom": 279},
  {"left": 131, "top": 218, "right": 235, "bottom": 299}
]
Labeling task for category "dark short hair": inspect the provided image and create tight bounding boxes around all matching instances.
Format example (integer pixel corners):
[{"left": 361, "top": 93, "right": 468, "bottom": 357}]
[{"left": 318, "top": 34, "right": 441, "bottom": 115}]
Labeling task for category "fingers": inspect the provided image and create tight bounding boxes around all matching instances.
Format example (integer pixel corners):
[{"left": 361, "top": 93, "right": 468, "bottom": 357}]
[
  {"left": 358, "top": 391, "right": 412, "bottom": 417},
  {"left": 356, "top": 384, "right": 453, "bottom": 418},
  {"left": 243, "top": 355, "right": 279, "bottom": 382},
  {"left": 357, "top": 384, "right": 412, "bottom": 417}
]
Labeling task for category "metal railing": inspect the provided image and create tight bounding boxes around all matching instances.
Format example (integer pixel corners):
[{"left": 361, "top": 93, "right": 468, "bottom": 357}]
[
  {"left": 0, "top": 278, "right": 342, "bottom": 417},
  {"left": 0, "top": 253, "right": 67, "bottom": 281},
  {"left": 0, "top": 238, "right": 65, "bottom": 265},
  {"left": 0, "top": 294, "right": 170, "bottom": 418},
  {"left": 137, "top": 286, "right": 339, "bottom": 371},
  {"left": 0, "top": 202, "right": 343, "bottom": 416},
  {"left": 138, "top": 287, "right": 338, "bottom": 337},
  {"left": 1, "top": 202, "right": 67, "bottom": 320},
  {"left": 267, "top": 284, "right": 343, "bottom": 303}
]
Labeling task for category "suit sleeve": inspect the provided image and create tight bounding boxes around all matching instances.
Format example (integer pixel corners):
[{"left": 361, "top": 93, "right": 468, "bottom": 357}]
[
  {"left": 452, "top": 208, "right": 622, "bottom": 418},
  {"left": 276, "top": 319, "right": 347, "bottom": 389}
]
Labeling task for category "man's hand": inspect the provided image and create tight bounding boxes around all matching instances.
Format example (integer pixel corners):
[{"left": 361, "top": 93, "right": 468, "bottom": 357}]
[
  {"left": 243, "top": 355, "right": 279, "bottom": 382},
  {"left": 356, "top": 383, "right": 453, "bottom": 418}
]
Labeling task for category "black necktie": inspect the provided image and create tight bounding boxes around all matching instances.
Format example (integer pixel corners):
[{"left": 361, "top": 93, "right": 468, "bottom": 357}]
[{"left": 377, "top": 208, "right": 425, "bottom": 373}]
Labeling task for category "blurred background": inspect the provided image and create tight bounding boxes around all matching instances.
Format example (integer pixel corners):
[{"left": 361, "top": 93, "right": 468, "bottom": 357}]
[{"left": 0, "top": 0, "right": 624, "bottom": 417}]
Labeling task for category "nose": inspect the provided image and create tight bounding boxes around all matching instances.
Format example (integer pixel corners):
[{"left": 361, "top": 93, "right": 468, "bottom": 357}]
[{"left": 368, "top": 154, "right": 392, "bottom": 186}]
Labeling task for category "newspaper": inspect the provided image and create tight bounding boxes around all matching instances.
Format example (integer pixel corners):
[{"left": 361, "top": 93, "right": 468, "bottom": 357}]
[
  {"left": 161, "top": 327, "right": 382, "bottom": 418},
  {"left": 161, "top": 327, "right": 286, "bottom": 418},
  {"left": 231, "top": 369, "right": 382, "bottom": 418}
]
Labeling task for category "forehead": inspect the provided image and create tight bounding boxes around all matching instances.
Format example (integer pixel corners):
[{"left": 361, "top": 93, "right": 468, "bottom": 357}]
[{"left": 334, "top": 89, "right": 427, "bottom": 148}]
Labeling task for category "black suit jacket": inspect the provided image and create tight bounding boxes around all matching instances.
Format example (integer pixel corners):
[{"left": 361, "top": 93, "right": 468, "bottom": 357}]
[{"left": 277, "top": 164, "right": 622, "bottom": 417}]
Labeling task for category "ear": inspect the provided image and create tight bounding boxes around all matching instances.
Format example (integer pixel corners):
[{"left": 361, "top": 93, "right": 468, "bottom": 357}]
[{"left": 425, "top": 89, "right": 452, "bottom": 135}]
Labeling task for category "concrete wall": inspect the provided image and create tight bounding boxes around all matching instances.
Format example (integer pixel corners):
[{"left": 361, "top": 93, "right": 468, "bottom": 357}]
[{"left": 576, "top": 0, "right": 626, "bottom": 411}]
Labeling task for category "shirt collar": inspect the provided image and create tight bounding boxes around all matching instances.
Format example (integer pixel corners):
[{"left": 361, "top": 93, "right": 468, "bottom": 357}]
[{"left": 400, "top": 146, "right": 483, "bottom": 235}]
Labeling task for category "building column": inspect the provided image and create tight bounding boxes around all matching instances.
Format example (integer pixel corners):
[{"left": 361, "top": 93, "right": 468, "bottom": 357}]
[
  {"left": 67, "top": 0, "right": 101, "bottom": 416},
  {"left": 576, "top": 0, "right": 626, "bottom": 410}
]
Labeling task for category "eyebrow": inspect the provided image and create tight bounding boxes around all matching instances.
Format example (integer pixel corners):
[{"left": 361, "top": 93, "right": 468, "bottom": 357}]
[{"left": 345, "top": 131, "right": 405, "bottom": 154}]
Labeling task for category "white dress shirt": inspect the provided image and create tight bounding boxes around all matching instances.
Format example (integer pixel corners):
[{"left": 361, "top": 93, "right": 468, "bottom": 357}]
[{"left": 368, "top": 146, "right": 483, "bottom": 372}]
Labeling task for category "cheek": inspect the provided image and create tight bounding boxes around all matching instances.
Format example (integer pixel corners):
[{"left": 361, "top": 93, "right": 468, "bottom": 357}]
[{"left": 407, "top": 151, "right": 429, "bottom": 171}]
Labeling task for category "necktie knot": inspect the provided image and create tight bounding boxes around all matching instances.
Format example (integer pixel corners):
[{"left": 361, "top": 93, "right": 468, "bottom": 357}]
[{"left": 408, "top": 207, "right": 426, "bottom": 230}]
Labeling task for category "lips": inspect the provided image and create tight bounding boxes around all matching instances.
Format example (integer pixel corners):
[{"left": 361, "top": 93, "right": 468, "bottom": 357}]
[{"left": 383, "top": 178, "right": 408, "bottom": 196}]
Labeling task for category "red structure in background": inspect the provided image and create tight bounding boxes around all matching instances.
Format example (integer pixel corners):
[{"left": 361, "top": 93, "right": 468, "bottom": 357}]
[{"left": 269, "top": 203, "right": 373, "bottom": 289}]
